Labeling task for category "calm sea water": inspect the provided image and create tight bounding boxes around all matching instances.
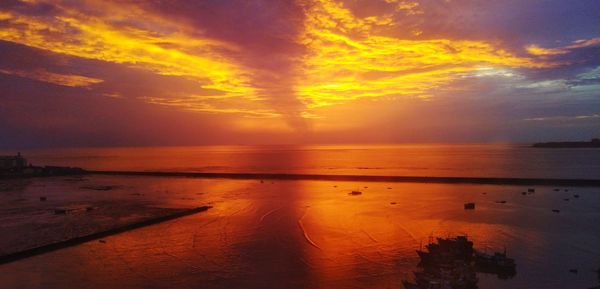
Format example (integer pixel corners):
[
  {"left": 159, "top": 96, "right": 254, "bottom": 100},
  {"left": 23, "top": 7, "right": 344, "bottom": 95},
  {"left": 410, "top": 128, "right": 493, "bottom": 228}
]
[
  {"left": 2, "top": 144, "right": 600, "bottom": 289},
  {"left": 1, "top": 176, "right": 599, "bottom": 289},
  {"left": 9, "top": 144, "right": 600, "bottom": 179}
]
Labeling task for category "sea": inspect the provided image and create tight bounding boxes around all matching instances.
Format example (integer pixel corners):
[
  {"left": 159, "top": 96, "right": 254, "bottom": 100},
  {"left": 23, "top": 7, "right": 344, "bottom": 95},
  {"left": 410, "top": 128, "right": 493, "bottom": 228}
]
[
  {"left": 1, "top": 144, "right": 599, "bottom": 289},
  {"left": 8, "top": 143, "right": 600, "bottom": 179}
]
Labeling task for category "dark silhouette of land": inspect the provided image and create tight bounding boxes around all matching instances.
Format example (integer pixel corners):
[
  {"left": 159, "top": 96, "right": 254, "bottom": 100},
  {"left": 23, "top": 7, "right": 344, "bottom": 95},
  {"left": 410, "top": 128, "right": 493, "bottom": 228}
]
[
  {"left": 1, "top": 152, "right": 84, "bottom": 178},
  {"left": 532, "top": 138, "right": 600, "bottom": 148}
]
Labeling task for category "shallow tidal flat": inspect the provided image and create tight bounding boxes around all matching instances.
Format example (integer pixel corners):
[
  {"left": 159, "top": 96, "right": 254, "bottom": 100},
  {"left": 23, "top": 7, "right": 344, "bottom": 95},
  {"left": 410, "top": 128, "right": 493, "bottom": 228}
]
[
  {"left": 0, "top": 176, "right": 208, "bottom": 258},
  {"left": 0, "top": 175, "right": 599, "bottom": 289}
]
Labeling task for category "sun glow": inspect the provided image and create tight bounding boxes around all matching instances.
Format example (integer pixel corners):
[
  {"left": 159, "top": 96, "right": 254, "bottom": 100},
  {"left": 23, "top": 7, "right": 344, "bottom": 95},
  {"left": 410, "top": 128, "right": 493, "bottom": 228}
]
[{"left": 0, "top": 0, "right": 566, "bottom": 130}]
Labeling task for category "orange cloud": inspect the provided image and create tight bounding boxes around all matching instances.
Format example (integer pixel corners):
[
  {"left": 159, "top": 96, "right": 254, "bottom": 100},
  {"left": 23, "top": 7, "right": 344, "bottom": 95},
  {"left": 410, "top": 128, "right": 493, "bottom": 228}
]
[
  {"left": 296, "top": 0, "right": 555, "bottom": 109},
  {"left": 0, "top": 2, "right": 260, "bottom": 109},
  {"left": 0, "top": 0, "right": 562, "bottom": 130},
  {"left": 526, "top": 38, "right": 600, "bottom": 56}
]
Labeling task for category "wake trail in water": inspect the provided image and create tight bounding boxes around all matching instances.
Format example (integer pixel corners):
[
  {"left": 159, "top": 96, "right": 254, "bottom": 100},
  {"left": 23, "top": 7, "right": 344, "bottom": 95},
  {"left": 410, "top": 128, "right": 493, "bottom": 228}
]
[
  {"left": 362, "top": 229, "right": 379, "bottom": 243},
  {"left": 394, "top": 221, "right": 418, "bottom": 244},
  {"left": 298, "top": 208, "right": 321, "bottom": 250},
  {"left": 259, "top": 207, "right": 282, "bottom": 223}
]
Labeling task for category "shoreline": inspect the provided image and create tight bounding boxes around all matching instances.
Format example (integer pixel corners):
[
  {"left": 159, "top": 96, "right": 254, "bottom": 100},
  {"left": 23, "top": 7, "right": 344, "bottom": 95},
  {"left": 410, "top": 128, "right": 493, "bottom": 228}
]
[
  {"left": 88, "top": 170, "right": 600, "bottom": 187},
  {"left": 0, "top": 206, "right": 211, "bottom": 265}
]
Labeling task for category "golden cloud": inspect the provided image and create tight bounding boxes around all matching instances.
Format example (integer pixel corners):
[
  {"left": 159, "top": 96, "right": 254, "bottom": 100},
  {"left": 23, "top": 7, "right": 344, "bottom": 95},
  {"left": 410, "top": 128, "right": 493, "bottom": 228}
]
[
  {"left": 296, "top": 0, "right": 555, "bottom": 108},
  {"left": 526, "top": 38, "right": 600, "bottom": 56},
  {"left": 0, "top": 2, "right": 257, "bottom": 98},
  {"left": 0, "top": 0, "right": 561, "bottom": 126}
]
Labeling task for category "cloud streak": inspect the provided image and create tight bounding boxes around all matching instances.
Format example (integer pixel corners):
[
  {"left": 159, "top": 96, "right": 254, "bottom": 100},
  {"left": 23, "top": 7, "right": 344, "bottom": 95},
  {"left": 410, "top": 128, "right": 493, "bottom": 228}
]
[
  {"left": 527, "top": 38, "right": 600, "bottom": 56},
  {"left": 0, "top": 68, "right": 102, "bottom": 87}
]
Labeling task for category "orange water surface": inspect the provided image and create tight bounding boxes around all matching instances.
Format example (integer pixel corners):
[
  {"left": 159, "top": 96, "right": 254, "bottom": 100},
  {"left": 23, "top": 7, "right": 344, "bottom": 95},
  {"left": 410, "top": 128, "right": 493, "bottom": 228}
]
[{"left": 0, "top": 175, "right": 599, "bottom": 289}]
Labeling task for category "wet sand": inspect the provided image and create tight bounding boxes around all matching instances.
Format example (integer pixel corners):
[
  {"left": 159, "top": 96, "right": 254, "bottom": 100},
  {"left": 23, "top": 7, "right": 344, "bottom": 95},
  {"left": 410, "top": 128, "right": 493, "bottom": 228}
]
[
  {"left": 0, "top": 177, "right": 208, "bottom": 258},
  {"left": 0, "top": 205, "right": 210, "bottom": 264},
  {"left": 0, "top": 175, "right": 599, "bottom": 289}
]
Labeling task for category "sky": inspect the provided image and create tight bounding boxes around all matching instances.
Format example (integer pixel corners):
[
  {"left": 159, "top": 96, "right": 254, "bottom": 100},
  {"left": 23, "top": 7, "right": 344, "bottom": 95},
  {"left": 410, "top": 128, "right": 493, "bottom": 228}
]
[{"left": 1, "top": 0, "right": 599, "bottom": 148}]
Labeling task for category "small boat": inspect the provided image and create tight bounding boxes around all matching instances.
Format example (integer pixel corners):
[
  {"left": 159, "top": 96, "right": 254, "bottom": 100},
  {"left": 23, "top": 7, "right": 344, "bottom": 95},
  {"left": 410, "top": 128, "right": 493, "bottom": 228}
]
[
  {"left": 552, "top": 209, "right": 560, "bottom": 213},
  {"left": 82, "top": 185, "right": 114, "bottom": 191},
  {"left": 475, "top": 250, "right": 515, "bottom": 267},
  {"left": 528, "top": 188, "right": 535, "bottom": 193},
  {"left": 475, "top": 249, "right": 516, "bottom": 275},
  {"left": 405, "top": 236, "right": 481, "bottom": 288},
  {"left": 495, "top": 200, "right": 507, "bottom": 204},
  {"left": 464, "top": 203, "right": 475, "bottom": 210},
  {"left": 349, "top": 190, "right": 362, "bottom": 195},
  {"left": 54, "top": 208, "right": 67, "bottom": 215},
  {"left": 574, "top": 194, "right": 580, "bottom": 198}
]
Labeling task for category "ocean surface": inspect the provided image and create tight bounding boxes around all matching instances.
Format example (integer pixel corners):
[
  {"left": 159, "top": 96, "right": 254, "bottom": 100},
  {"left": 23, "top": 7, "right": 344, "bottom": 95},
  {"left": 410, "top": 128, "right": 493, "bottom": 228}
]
[
  {"left": 8, "top": 144, "right": 600, "bottom": 179},
  {"left": 1, "top": 144, "right": 600, "bottom": 289},
  {"left": 0, "top": 176, "right": 599, "bottom": 289}
]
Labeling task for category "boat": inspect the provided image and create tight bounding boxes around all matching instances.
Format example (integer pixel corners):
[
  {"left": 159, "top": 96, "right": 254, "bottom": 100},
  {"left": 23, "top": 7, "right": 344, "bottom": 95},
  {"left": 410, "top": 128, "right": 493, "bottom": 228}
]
[
  {"left": 417, "top": 236, "right": 474, "bottom": 264},
  {"left": 349, "top": 190, "right": 362, "bottom": 195},
  {"left": 475, "top": 250, "right": 515, "bottom": 268},
  {"left": 464, "top": 203, "right": 475, "bottom": 210},
  {"left": 407, "top": 236, "right": 478, "bottom": 288},
  {"left": 474, "top": 249, "right": 516, "bottom": 278}
]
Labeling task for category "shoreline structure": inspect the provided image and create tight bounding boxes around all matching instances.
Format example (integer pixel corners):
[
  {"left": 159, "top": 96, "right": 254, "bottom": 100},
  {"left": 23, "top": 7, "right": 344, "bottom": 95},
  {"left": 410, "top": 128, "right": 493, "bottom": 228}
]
[
  {"left": 89, "top": 170, "right": 600, "bottom": 187},
  {"left": 0, "top": 206, "right": 212, "bottom": 265}
]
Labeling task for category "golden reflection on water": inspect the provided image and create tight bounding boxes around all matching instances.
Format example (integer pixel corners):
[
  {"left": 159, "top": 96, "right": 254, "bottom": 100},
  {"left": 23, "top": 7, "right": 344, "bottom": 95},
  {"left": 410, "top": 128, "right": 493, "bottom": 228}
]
[{"left": 0, "top": 176, "right": 599, "bottom": 289}]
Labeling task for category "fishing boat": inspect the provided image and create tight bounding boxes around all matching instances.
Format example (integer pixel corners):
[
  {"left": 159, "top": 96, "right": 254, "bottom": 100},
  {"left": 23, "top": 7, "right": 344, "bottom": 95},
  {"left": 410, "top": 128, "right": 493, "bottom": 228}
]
[
  {"left": 408, "top": 236, "right": 478, "bottom": 288},
  {"left": 474, "top": 249, "right": 516, "bottom": 278}
]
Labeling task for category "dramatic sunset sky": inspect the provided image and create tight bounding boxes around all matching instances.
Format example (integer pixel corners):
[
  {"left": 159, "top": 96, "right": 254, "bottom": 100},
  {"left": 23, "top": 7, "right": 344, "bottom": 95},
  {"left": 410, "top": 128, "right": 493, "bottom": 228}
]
[{"left": 1, "top": 0, "right": 599, "bottom": 147}]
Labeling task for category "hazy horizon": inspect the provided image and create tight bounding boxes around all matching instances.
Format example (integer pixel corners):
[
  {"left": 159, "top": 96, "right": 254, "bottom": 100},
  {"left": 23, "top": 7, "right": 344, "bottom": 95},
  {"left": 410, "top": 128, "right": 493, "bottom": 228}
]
[{"left": 1, "top": 139, "right": 598, "bottom": 151}]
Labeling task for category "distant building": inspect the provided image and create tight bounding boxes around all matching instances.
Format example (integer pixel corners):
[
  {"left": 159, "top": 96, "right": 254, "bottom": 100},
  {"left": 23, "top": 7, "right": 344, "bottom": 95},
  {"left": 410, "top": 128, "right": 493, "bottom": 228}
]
[{"left": 0, "top": 152, "right": 28, "bottom": 170}]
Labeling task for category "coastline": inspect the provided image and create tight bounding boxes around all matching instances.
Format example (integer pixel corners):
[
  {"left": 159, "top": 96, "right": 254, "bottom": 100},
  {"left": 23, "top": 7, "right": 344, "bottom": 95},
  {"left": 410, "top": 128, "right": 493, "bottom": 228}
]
[
  {"left": 0, "top": 206, "right": 212, "bottom": 265},
  {"left": 88, "top": 170, "right": 600, "bottom": 187}
]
